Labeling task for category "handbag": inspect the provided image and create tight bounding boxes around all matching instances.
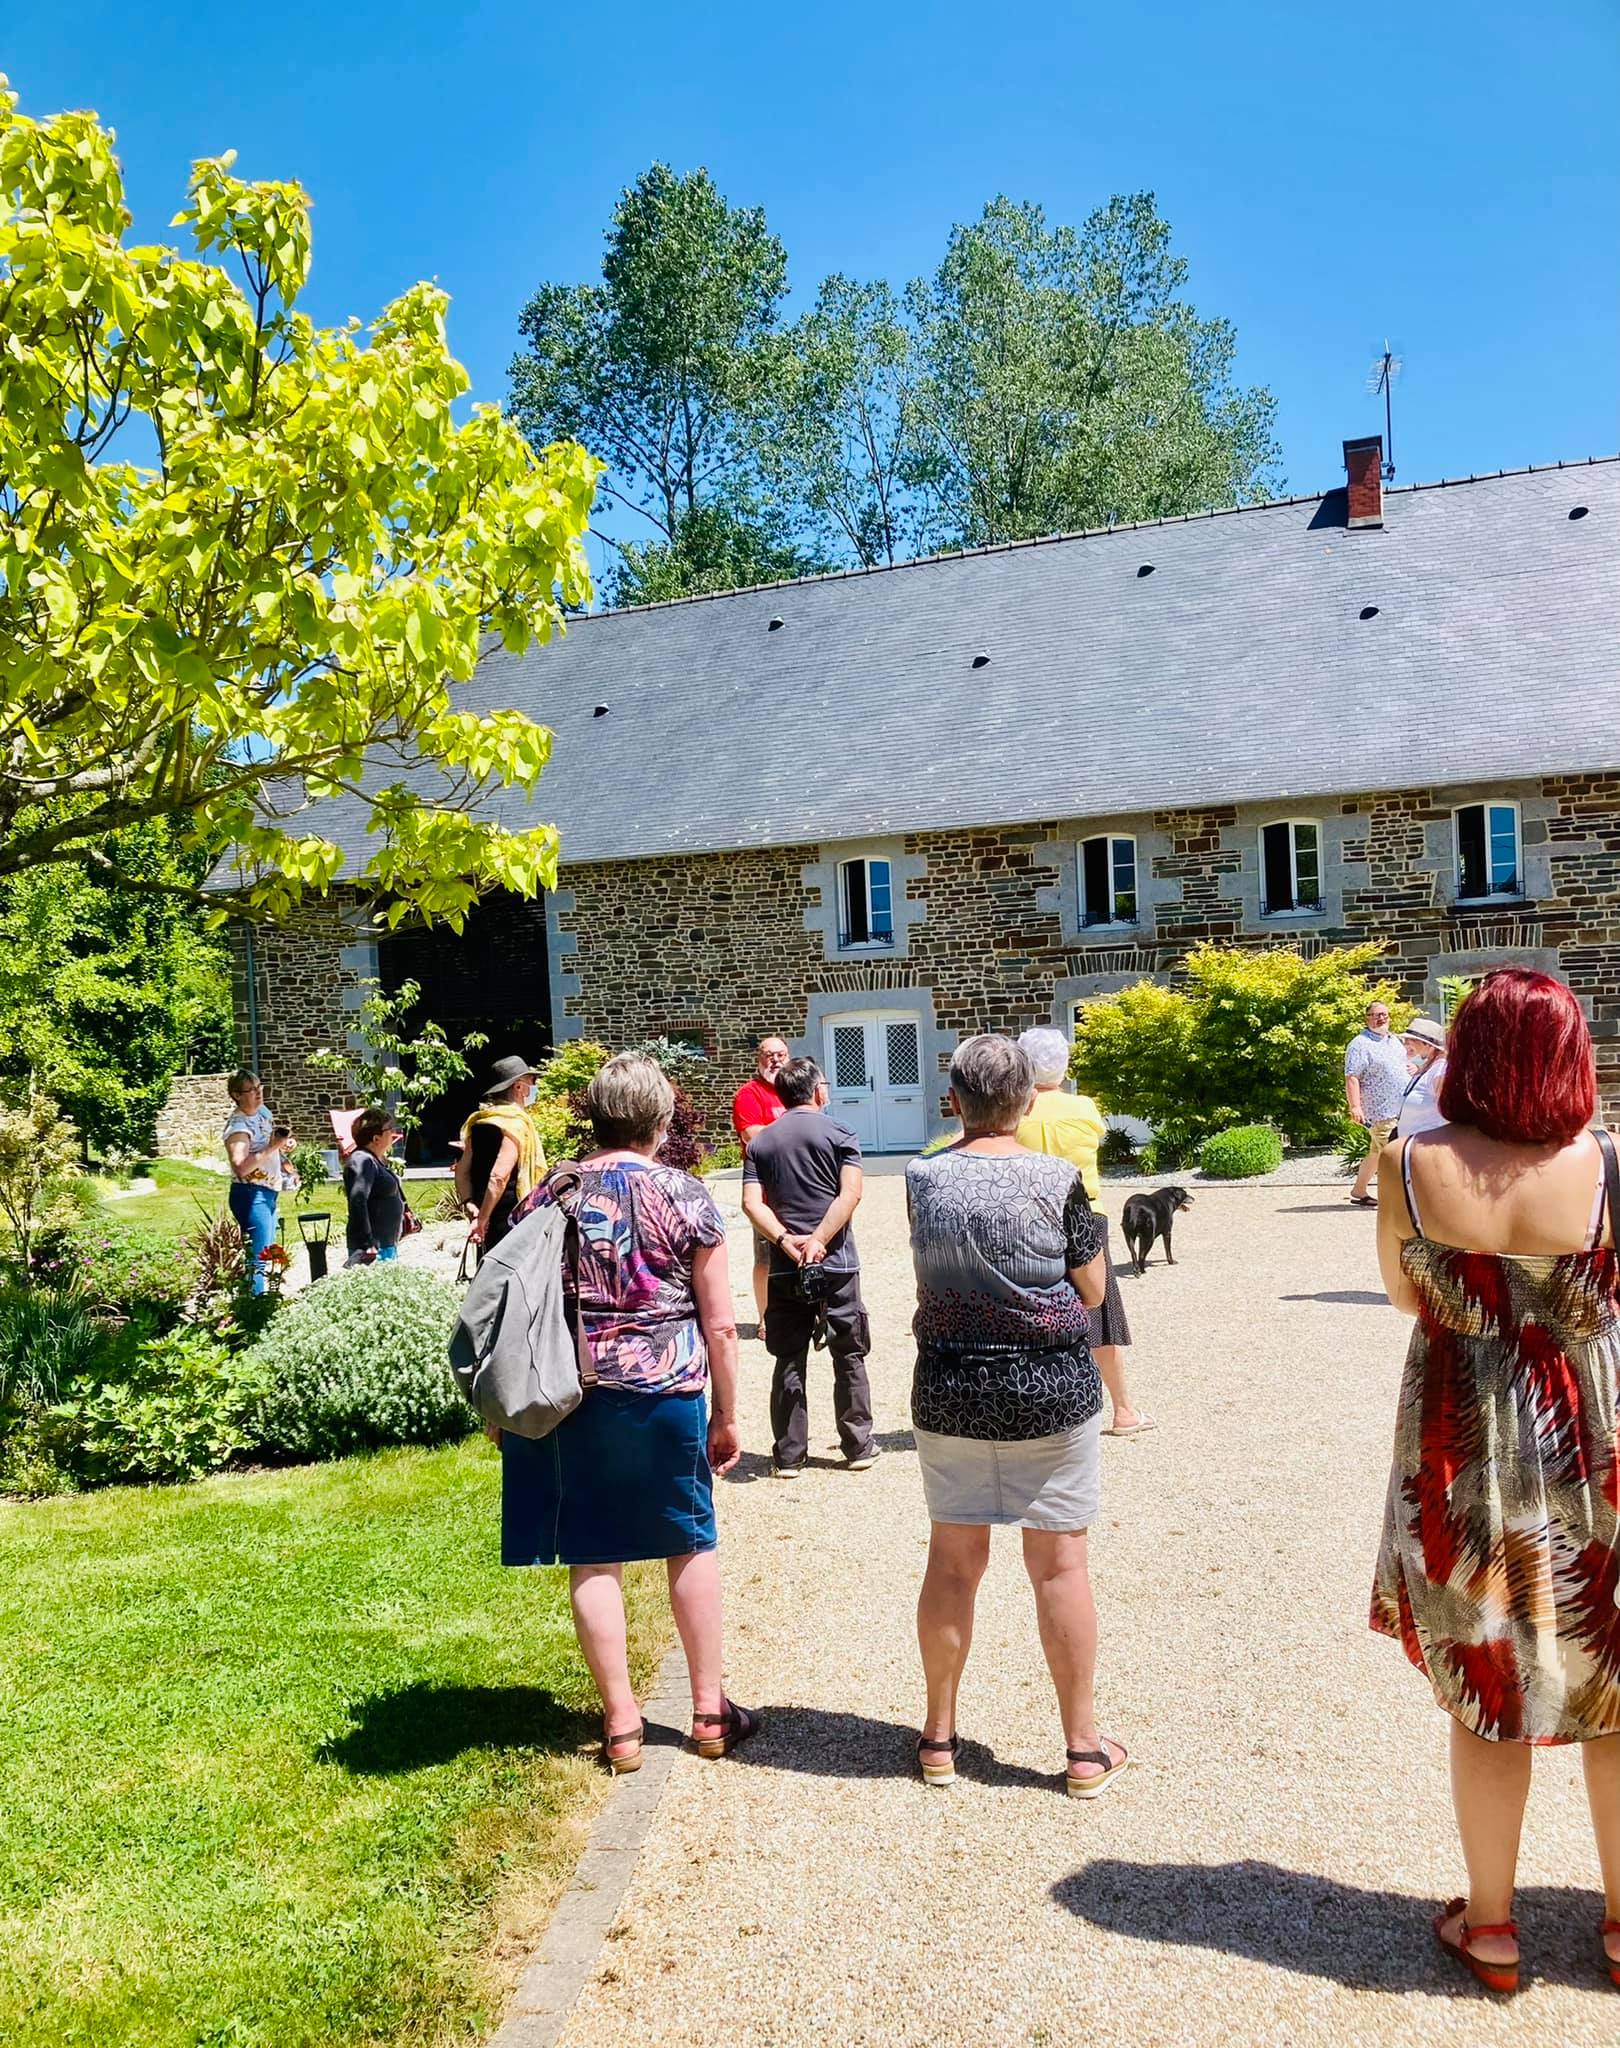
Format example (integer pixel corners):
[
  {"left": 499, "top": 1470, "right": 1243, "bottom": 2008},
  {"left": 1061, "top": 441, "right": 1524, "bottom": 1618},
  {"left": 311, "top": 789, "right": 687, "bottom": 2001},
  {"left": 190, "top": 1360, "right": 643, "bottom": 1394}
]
[{"left": 446, "top": 1165, "right": 596, "bottom": 1439}]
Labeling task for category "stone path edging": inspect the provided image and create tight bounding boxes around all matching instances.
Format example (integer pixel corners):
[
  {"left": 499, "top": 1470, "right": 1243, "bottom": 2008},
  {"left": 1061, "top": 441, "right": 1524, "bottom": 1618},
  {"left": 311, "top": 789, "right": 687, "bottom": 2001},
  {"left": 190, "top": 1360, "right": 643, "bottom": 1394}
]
[{"left": 487, "top": 1643, "right": 689, "bottom": 2048}]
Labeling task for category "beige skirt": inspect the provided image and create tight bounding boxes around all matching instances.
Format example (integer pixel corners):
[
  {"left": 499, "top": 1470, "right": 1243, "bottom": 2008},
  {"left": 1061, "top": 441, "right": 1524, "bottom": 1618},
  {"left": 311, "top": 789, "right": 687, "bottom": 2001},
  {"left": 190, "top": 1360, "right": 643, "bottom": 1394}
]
[{"left": 914, "top": 1416, "right": 1102, "bottom": 1531}]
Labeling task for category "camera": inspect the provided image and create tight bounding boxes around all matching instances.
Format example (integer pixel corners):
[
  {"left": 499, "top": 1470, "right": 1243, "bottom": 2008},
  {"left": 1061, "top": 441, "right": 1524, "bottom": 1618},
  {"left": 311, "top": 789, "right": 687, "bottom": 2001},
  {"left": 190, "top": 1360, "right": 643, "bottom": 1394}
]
[{"left": 793, "top": 1260, "right": 834, "bottom": 1306}]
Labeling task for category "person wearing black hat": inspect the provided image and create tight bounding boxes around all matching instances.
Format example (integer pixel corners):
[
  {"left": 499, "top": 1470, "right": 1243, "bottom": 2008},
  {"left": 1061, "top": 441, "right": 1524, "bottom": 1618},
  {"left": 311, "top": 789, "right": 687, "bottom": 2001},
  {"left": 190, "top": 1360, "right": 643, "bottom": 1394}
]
[{"left": 454, "top": 1056, "right": 545, "bottom": 1255}]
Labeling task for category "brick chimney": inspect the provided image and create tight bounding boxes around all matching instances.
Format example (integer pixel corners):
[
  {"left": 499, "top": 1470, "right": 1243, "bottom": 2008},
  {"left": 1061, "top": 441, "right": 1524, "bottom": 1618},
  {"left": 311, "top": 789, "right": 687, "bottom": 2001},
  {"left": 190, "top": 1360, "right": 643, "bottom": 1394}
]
[{"left": 1344, "top": 435, "right": 1384, "bottom": 528}]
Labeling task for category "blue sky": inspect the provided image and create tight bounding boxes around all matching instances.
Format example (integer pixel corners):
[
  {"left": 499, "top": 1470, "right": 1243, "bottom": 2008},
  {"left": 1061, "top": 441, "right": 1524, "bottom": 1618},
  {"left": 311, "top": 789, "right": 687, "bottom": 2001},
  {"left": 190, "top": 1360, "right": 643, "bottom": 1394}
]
[{"left": 9, "top": 1, "right": 1617, "bottom": 585}]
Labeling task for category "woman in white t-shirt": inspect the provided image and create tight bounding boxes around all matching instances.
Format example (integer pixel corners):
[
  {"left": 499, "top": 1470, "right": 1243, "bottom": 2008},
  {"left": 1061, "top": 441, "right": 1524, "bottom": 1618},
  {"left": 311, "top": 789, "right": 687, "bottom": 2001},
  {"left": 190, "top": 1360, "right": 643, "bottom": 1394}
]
[
  {"left": 1395, "top": 1018, "right": 1449, "bottom": 1140},
  {"left": 223, "top": 1069, "right": 295, "bottom": 1293}
]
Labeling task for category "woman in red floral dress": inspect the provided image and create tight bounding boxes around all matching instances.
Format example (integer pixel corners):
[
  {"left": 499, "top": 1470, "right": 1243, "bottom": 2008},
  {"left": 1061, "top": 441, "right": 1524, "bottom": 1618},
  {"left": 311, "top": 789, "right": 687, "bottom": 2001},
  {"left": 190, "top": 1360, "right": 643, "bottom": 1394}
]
[{"left": 1371, "top": 970, "right": 1620, "bottom": 1994}]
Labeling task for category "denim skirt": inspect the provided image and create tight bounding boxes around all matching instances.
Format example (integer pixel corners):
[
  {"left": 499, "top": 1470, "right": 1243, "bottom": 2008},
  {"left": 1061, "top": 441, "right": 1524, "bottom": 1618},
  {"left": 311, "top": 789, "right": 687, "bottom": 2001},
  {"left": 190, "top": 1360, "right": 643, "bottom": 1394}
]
[{"left": 501, "top": 1385, "right": 717, "bottom": 1567}]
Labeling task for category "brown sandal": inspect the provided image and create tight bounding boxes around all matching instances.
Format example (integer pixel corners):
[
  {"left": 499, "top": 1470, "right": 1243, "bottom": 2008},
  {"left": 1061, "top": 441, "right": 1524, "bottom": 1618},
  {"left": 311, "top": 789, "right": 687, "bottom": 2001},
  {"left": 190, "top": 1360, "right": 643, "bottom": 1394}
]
[
  {"left": 690, "top": 1699, "right": 760, "bottom": 1759},
  {"left": 1065, "top": 1737, "right": 1130, "bottom": 1800},
  {"left": 601, "top": 1720, "right": 645, "bottom": 1775},
  {"left": 1434, "top": 1898, "right": 1519, "bottom": 1994}
]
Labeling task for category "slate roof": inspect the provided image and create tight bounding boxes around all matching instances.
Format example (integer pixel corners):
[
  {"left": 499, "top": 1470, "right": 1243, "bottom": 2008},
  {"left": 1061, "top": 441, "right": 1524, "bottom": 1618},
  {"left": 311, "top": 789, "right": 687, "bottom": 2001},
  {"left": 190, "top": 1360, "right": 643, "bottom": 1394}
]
[{"left": 317, "top": 459, "right": 1620, "bottom": 871}]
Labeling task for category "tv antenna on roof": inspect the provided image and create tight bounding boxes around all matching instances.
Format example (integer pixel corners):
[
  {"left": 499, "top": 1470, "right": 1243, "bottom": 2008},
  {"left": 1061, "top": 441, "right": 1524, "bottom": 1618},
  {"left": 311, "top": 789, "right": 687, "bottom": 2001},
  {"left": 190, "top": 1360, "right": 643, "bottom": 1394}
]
[{"left": 1366, "top": 342, "right": 1401, "bottom": 481}]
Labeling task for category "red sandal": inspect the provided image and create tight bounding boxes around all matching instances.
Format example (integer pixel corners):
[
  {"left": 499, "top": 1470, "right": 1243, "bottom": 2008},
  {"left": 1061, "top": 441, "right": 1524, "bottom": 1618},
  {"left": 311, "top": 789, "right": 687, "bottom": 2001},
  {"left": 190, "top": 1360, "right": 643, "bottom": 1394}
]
[
  {"left": 1433, "top": 1898, "right": 1519, "bottom": 1994},
  {"left": 1602, "top": 1918, "right": 1620, "bottom": 1989}
]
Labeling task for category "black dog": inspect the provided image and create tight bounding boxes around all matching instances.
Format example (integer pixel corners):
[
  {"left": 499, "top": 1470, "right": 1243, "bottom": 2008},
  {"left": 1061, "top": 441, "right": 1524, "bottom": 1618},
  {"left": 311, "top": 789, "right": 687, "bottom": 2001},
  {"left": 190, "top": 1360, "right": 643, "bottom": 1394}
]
[{"left": 1121, "top": 1187, "right": 1194, "bottom": 1275}]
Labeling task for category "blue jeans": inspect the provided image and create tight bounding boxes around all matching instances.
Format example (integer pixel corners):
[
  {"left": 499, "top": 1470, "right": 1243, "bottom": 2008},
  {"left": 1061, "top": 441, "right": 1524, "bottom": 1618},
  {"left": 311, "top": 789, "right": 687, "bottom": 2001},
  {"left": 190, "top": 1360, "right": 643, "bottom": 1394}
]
[{"left": 229, "top": 1182, "right": 280, "bottom": 1294}]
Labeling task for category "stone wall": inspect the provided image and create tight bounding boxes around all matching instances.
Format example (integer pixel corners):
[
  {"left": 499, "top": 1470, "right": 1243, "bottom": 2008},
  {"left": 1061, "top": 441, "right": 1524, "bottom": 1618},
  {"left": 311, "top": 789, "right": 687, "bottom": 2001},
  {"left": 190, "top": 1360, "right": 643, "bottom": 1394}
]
[
  {"left": 243, "top": 772, "right": 1620, "bottom": 1139},
  {"left": 554, "top": 844, "right": 824, "bottom": 1130},
  {"left": 154, "top": 1073, "right": 234, "bottom": 1158},
  {"left": 230, "top": 904, "right": 376, "bottom": 1134}
]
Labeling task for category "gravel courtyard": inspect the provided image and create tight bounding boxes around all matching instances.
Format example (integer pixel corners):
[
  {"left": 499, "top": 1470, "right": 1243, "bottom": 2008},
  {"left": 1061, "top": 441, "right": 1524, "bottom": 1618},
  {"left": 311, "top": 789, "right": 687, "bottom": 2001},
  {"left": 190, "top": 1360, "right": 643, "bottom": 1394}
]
[{"left": 549, "top": 1173, "right": 1616, "bottom": 2048}]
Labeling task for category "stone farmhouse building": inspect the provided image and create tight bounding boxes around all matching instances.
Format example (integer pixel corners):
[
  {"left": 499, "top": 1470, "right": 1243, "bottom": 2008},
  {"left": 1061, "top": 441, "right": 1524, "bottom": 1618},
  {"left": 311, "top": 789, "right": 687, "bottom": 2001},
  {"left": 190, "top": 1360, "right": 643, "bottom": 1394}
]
[{"left": 238, "top": 439, "right": 1620, "bottom": 1153}]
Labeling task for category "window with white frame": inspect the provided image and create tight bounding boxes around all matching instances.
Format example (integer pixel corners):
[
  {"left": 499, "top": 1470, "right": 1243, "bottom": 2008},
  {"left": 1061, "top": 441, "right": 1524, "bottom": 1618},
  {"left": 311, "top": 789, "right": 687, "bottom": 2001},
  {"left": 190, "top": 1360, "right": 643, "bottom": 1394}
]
[
  {"left": 1259, "top": 820, "right": 1322, "bottom": 915},
  {"left": 1078, "top": 835, "right": 1137, "bottom": 928},
  {"left": 1454, "top": 802, "right": 1522, "bottom": 901},
  {"left": 837, "top": 857, "right": 895, "bottom": 947}
]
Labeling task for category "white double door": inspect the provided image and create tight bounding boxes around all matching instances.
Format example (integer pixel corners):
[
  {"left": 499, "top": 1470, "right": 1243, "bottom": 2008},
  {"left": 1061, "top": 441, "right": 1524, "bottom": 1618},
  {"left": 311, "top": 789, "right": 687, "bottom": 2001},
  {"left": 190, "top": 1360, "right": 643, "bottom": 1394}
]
[{"left": 823, "top": 1011, "right": 926, "bottom": 1154}]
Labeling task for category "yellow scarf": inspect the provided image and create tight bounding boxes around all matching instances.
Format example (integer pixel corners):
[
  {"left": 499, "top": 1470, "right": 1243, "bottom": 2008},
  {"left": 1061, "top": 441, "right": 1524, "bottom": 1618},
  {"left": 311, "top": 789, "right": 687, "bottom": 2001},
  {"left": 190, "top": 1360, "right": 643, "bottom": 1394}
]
[{"left": 460, "top": 1102, "right": 546, "bottom": 1201}]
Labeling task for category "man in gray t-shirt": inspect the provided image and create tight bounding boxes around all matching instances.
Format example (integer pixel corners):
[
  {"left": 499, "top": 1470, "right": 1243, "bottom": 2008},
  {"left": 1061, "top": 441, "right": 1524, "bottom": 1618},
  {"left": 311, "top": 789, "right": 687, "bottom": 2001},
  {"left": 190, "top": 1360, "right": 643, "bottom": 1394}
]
[{"left": 742, "top": 1058, "right": 876, "bottom": 1477}]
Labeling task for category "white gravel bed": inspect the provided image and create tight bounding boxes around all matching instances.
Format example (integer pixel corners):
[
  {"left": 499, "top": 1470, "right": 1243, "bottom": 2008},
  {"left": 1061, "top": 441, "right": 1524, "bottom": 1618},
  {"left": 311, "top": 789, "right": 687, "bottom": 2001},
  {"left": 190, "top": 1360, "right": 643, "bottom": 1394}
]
[{"left": 552, "top": 1178, "right": 1613, "bottom": 2047}]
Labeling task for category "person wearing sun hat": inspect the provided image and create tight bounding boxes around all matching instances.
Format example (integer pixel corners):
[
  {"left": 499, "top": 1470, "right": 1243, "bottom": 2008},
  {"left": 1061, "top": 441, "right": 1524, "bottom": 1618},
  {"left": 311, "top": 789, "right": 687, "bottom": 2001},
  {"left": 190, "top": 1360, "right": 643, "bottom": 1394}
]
[
  {"left": 1395, "top": 1017, "right": 1449, "bottom": 1140},
  {"left": 454, "top": 1055, "right": 546, "bottom": 1255}
]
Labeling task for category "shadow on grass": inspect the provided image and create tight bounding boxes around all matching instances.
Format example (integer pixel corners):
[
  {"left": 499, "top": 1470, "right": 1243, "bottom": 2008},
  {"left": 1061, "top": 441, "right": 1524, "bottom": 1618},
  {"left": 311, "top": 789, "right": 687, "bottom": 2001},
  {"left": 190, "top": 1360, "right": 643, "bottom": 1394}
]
[
  {"left": 1052, "top": 1860, "right": 1609, "bottom": 1991},
  {"left": 319, "top": 1683, "right": 598, "bottom": 1774},
  {"left": 1279, "top": 1289, "right": 1390, "bottom": 1306}
]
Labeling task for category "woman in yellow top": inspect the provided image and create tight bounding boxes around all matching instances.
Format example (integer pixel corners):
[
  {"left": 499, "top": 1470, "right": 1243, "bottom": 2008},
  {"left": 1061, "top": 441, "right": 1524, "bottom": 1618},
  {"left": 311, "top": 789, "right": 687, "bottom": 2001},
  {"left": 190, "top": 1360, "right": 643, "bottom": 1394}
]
[
  {"left": 456, "top": 1055, "right": 547, "bottom": 1256},
  {"left": 1016, "top": 1029, "right": 1153, "bottom": 1437}
]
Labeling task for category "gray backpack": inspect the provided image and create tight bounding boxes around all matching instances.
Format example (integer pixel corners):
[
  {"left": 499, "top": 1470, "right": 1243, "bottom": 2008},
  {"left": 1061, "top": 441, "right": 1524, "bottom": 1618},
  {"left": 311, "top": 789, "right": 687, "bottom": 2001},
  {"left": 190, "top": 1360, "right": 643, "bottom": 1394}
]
[{"left": 447, "top": 1165, "right": 595, "bottom": 1439}]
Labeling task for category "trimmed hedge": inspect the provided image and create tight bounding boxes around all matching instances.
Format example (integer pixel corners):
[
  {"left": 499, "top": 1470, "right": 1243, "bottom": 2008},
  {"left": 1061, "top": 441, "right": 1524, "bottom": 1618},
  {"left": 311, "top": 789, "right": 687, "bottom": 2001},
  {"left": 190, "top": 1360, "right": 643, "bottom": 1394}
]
[{"left": 1198, "top": 1124, "right": 1284, "bottom": 1180}]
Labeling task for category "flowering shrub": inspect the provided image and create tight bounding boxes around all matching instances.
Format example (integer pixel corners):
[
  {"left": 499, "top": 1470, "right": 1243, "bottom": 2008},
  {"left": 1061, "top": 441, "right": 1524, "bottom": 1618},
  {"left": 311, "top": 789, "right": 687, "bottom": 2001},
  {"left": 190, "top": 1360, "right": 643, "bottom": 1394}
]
[
  {"left": 50, "top": 1224, "right": 193, "bottom": 1328},
  {"left": 530, "top": 1039, "right": 713, "bottom": 1171},
  {"left": 244, "top": 1264, "right": 471, "bottom": 1462}
]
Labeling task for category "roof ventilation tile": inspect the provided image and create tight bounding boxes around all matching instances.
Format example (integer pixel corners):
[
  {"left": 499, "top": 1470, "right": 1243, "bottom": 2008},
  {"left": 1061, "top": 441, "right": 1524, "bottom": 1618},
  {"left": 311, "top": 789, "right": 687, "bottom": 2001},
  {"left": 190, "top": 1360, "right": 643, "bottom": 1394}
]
[
  {"left": 971, "top": 652, "right": 991, "bottom": 668},
  {"left": 1569, "top": 506, "right": 1590, "bottom": 520},
  {"left": 1359, "top": 606, "right": 1380, "bottom": 621},
  {"left": 1137, "top": 563, "right": 1156, "bottom": 577},
  {"left": 592, "top": 704, "right": 609, "bottom": 717},
  {"left": 768, "top": 616, "right": 785, "bottom": 628}
]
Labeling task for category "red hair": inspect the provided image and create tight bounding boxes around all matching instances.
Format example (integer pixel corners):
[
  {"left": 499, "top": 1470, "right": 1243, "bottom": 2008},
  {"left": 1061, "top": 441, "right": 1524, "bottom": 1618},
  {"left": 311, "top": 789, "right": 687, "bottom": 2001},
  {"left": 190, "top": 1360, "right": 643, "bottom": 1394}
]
[{"left": 1437, "top": 968, "right": 1595, "bottom": 1143}]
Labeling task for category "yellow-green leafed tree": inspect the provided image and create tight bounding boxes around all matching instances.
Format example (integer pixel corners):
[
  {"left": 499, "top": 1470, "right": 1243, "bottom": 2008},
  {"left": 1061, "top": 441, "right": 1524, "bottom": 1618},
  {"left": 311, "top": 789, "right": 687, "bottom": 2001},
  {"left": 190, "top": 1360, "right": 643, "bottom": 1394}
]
[
  {"left": 1071, "top": 941, "right": 1412, "bottom": 1148},
  {"left": 0, "top": 79, "right": 601, "bottom": 928}
]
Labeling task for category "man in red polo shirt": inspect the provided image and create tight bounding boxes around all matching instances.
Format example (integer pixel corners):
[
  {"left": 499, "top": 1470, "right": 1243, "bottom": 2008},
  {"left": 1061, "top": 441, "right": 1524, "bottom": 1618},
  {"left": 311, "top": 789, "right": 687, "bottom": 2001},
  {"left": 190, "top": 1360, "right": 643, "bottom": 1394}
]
[{"left": 733, "top": 1036, "right": 789, "bottom": 1328}]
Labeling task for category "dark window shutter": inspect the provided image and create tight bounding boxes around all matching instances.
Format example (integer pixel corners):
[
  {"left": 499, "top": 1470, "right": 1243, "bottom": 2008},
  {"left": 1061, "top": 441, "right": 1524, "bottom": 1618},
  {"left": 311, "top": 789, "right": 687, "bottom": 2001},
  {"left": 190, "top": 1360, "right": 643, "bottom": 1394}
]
[
  {"left": 1261, "top": 823, "right": 1294, "bottom": 913},
  {"left": 1081, "top": 839, "right": 1110, "bottom": 925},
  {"left": 842, "top": 861, "right": 869, "bottom": 943},
  {"left": 1456, "top": 808, "right": 1487, "bottom": 899}
]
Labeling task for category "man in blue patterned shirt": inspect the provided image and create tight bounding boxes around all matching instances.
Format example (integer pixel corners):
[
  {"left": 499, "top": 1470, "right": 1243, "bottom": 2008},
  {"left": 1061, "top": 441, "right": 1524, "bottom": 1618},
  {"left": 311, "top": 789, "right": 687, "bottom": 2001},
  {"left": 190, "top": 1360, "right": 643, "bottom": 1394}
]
[{"left": 1345, "top": 1000, "right": 1411, "bottom": 1206}]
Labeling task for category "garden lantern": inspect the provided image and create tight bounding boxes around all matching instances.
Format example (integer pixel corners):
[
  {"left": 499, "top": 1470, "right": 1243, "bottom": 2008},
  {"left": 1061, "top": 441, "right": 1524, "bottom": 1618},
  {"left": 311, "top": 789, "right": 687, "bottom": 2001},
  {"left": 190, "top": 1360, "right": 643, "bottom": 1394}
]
[{"left": 296, "top": 1209, "right": 333, "bottom": 1283}]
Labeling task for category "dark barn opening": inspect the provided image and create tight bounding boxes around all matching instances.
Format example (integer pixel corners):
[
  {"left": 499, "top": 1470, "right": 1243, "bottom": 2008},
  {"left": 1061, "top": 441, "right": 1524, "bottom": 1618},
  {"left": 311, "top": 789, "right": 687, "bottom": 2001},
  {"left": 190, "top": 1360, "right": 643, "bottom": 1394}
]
[{"left": 376, "top": 890, "right": 552, "bottom": 1163}]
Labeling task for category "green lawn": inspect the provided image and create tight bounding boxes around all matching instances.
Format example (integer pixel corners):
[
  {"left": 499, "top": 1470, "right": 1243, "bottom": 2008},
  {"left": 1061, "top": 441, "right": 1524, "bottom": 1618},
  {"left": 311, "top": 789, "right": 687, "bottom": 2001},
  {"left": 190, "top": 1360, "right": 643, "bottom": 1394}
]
[
  {"left": 92, "top": 1159, "right": 237, "bottom": 1240},
  {"left": 0, "top": 1441, "right": 670, "bottom": 2046}
]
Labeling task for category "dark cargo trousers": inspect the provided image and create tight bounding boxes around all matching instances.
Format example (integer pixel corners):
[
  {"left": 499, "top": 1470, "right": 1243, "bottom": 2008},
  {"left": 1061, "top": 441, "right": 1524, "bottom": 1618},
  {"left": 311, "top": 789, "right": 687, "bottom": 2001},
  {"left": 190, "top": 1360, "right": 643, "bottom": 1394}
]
[{"left": 763, "top": 1266, "right": 874, "bottom": 1469}]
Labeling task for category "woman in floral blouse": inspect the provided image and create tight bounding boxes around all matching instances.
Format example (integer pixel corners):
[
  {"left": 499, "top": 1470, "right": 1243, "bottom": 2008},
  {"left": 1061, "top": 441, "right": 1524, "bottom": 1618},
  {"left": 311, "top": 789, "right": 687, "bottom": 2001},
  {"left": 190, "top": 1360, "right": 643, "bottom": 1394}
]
[
  {"left": 905, "top": 1034, "right": 1129, "bottom": 1797},
  {"left": 502, "top": 1053, "right": 758, "bottom": 1774}
]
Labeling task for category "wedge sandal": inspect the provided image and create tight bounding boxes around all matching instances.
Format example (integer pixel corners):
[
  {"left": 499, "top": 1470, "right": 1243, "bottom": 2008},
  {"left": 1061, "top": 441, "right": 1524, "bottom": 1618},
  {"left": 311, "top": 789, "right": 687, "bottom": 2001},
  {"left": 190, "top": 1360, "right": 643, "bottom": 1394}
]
[
  {"left": 690, "top": 1699, "right": 761, "bottom": 1759},
  {"left": 1434, "top": 1898, "right": 1519, "bottom": 1994},
  {"left": 917, "top": 1734, "right": 959, "bottom": 1787},
  {"left": 1064, "top": 1737, "right": 1131, "bottom": 1800},
  {"left": 601, "top": 1721, "right": 645, "bottom": 1776}
]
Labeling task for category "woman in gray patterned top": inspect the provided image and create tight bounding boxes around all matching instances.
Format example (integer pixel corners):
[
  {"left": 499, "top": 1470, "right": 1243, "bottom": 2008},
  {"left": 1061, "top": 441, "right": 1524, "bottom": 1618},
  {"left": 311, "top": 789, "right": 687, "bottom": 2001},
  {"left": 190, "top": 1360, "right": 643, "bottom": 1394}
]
[{"left": 905, "top": 1035, "right": 1131, "bottom": 1798}]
